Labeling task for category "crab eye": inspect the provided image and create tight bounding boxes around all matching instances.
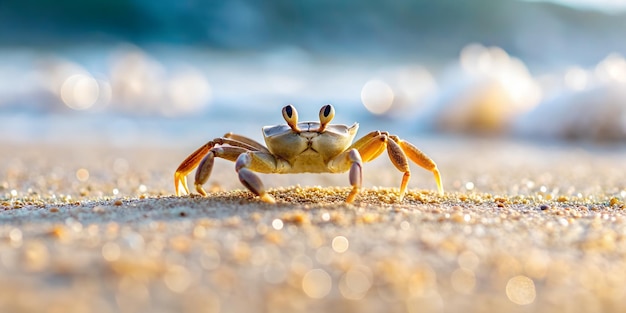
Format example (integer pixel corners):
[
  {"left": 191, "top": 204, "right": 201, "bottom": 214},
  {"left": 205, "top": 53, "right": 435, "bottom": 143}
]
[
  {"left": 282, "top": 104, "right": 300, "bottom": 132},
  {"left": 318, "top": 104, "right": 335, "bottom": 131}
]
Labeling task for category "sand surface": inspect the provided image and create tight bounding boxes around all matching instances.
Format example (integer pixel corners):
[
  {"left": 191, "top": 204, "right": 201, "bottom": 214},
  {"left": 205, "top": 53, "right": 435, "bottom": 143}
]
[{"left": 1, "top": 137, "right": 625, "bottom": 313}]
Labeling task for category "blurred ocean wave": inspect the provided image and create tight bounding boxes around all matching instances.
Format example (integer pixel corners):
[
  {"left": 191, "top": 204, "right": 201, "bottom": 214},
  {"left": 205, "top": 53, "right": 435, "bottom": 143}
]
[
  {"left": 417, "top": 45, "right": 541, "bottom": 134},
  {"left": 1, "top": 43, "right": 626, "bottom": 145},
  {"left": 1, "top": 0, "right": 626, "bottom": 144},
  {"left": 514, "top": 53, "right": 626, "bottom": 141},
  {"left": 418, "top": 45, "right": 626, "bottom": 142}
]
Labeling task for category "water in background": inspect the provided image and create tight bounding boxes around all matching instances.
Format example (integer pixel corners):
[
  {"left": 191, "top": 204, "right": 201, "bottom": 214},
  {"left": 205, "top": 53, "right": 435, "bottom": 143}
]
[{"left": 1, "top": 0, "right": 626, "bottom": 147}]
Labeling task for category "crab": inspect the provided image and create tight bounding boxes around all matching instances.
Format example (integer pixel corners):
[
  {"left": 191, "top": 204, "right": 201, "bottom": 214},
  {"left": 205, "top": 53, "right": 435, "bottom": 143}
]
[{"left": 174, "top": 104, "right": 443, "bottom": 203}]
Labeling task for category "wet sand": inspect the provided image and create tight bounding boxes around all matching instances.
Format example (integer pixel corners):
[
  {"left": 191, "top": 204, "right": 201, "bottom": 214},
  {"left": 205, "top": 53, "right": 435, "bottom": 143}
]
[{"left": 1, "top": 138, "right": 625, "bottom": 313}]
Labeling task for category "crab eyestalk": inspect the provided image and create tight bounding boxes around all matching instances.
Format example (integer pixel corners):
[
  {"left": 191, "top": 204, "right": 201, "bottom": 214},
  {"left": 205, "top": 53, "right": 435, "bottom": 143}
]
[
  {"left": 318, "top": 104, "right": 335, "bottom": 132},
  {"left": 282, "top": 104, "right": 300, "bottom": 133}
]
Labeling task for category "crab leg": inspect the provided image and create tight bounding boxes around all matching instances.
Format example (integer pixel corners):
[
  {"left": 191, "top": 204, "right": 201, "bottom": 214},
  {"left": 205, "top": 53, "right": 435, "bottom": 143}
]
[
  {"left": 392, "top": 137, "right": 444, "bottom": 196},
  {"left": 337, "top": 132, "right": 443, "bottom": 202},
  {"left": 175, "top": 144, "right": 210, "bottom": 196},
  {"left": 350, "top": 131, "right": 384, "bottom": 151},
  {"left": 194, "top": 146, "right": 248, "bottom": 196},
  {"left": 350, "top": 132, "right": 387, "bottom": 162},
  {"left": 345, "top": 149, "right": 363, "bottom": 203},
  {"left": 174, "top": 137, "right": 265, "bottom": 196},
  {"left": 234, "top": 152, "right": 280, "bottom": 203},
  {"left": 223, "top": 133, "right": 271, "bottom": 154},
  {"left": 352, "top": 134, "right": 413, "bottom": 200},
  {"left": 385, "top": 137, "right": 412, "bottom": 201},
  {"left": 328, "top": 147, "right": 366, "bottom": 203}
]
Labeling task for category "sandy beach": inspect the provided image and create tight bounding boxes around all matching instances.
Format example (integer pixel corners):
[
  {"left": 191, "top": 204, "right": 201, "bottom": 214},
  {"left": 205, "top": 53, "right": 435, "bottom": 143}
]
[
  {"left": 1, "top": 137, "right": 625, "bottom": 313},
  {"left": 3, "top": 0, "right": 626, "bottom": 312}
]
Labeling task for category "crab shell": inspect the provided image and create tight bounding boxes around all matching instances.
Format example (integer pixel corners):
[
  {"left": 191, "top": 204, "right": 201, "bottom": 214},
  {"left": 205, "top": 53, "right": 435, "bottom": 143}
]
[{"left": 262, "top": 122, "right": 359, "bottom": 173}]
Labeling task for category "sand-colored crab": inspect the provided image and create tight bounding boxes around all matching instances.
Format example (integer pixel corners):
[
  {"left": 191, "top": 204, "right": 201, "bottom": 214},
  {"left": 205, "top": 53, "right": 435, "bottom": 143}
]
[{"left": 174, "top": 104, "right": 443, "bottom": 203}]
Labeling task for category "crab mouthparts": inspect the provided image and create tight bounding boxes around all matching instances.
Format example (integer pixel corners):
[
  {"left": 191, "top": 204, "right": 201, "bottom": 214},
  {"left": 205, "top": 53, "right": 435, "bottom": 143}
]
[
  {"left": 301, "top": 141, "right": 318, "bottom": 154},
  {"left": 303, "top": 146, "right": 318, "bottom": 153}
]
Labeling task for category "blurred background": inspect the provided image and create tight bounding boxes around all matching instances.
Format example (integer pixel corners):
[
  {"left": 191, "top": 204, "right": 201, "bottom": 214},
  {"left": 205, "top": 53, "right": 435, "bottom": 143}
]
[{"left": 1, "top": 0, "right": 626, "bottom": 146}]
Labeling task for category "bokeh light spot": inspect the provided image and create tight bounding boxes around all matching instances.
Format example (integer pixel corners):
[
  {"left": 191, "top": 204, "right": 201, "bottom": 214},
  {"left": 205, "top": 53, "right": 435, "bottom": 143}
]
[
  {"left": 506, "top": 275, "right": 536, "bottom": 305},
  {"left": 61, "top": 73, "right": 100, "bottom": 110},
  {"left": 164, "top": 265, "right": 192, "bottom": 293},
  {"left": 76, "top": 168, "right": 90, "bottom": 182},
  {"left": 332, "top": 236, "right": 349, "bottom": 253},
  {"left": 361, "top": 79, "right": 394, "bottom": 115},
  {"left": 450, "top": 268, "right": 476, "bottom": 294},
  {"left": 166, "top": 69, "right": 212, "bottom": 115},
  {"left": 564, "top": 66, "right": 589, "bottom": 91},
  {"left": 339, "top": 266, "right": 373, "bottom": 299},
  {"left": 595, "top": 53, "right": 626, "bottom": 83},
  {"left": 102, "top": 242, "right": 121, "bottom": 262},
  {"left": 271, "top": 219, "right": 284, "bottom": 230},
  {"left": 302, "top": 268, "right": 332, "bottom": 299}
]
